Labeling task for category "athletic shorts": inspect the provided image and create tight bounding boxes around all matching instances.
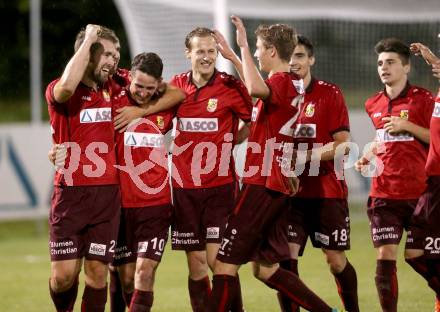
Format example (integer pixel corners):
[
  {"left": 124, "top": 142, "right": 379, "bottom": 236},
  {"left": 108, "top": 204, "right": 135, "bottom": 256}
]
[
  {"left": 171, "top": 183, "right": 236, "bottom": 251},
  {"left": 414, "top": 176, "right": 440, "bottom": 258},
  {"left": 113, "top": 204, "right": 172, "bottom": 266},
  {"left": 288, "top": 198, "right": 350, "bottom": 255},
  {"left": 367, "top": 197, "right": 425, "bottom": 249},
  {"left": 216, "top": 184, "right": 291, "bottom": 265},
  {"left": 49, "top": 184, "right": 121, "bottom": 263}
]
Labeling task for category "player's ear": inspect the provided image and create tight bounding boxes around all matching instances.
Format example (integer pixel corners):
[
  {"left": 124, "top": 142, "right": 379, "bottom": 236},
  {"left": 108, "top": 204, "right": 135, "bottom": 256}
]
[
  {"left": 128, "top": 70, "right": 133, "bottom": 82},
  {"left": 309, "top": 56, "right": 316, "bottom": 66},
  {"left": 404, "top": 62, "right": 411, "bottom": 74},
  {"left": 185, "top": 48, "right": 191, "bottom": 59}
]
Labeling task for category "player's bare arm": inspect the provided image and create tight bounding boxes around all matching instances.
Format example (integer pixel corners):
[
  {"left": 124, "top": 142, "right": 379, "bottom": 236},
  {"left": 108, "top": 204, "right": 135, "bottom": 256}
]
[
  {"left": 53, "top": 24, "right": 100, "bottom": 103},
  {"left": 114, "top": 84, "right": 185, "bottom": 132},
  {"left": 410, "top": 42, "right": 440, "bottom": 65},
  {"left": 304, "top": 130, "right": 351, "bottom": 162},
  {"left": 433, "top": 60, "right": 440, "bottom": 81},
  {"left": 354, "top": 140, "right": 380, "bottom": 172},
  {"left": 236, "top": 121, "right": 250, "bottom": 144},
  {"left": 213, "top": 29, "right": 244, "bottom": 80},
  {"left": 382, "top": 116, "right": 430, "bottom": 143},
  {"left": 231, "top": 15, "right": 269, "bottom": 99}
]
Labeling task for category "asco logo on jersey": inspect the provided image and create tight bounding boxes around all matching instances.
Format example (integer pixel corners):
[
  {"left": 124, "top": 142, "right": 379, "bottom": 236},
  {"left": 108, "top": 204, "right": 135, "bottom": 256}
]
[
  {"left": 433, "top": 102, "right": 440, "bottom": 118},
  {"left": 80, "top": 108, "right": 112, "bottom": 123},
  {"left": 179, "top": 118, "right": 219, "bottom": 132}
]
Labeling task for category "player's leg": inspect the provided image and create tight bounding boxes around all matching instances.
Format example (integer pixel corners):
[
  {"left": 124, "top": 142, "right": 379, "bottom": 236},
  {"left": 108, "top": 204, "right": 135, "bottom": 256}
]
[
  {"left": 319, "top": 199, "right": 359, "bottom": 312},
  {"left": 82, "top": 185, "right": 121, "bottom": 312},
  {"left": 129, "top": 258, "right": 159, "bottom": 312},
  {"left": 367, "top": 197, "right": 407, "bottom": 312},
  {"left": 207, "top": 260, "right": 241, "bottom": 312},
  {"left": 172, "top": 187, "right": 211, "bottom": 312},
  {"left": 109, "top": 264, "right": 126, "bottom": 312},
  {"left": 254, "top": 262, "right": 335, "bottom": 312},
  {"left": 129, "top": 204, "right": 171, "bottom": 312},
  {"left": 117, "top": 263, "right": 136, "bottom": 308},
  {"left": 49, "top": 259, "right": 82, "bottom": 312},
  {"left": 323, "top": 249, "right": 358, "bottom": 312},
  {"left": 277, "top": 243, "right": 301, "bottom": 312}
]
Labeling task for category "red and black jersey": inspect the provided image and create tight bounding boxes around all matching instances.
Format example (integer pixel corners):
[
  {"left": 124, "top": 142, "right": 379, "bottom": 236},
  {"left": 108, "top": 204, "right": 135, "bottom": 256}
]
[
  {"left": 294, "top": 78, "right": 350, "bottom": 199},
  {"left": 365, "top": 83, "right": 434, "bottom": 199},
  {"left": 426, "top": 89, "right": 440, "bottom": 176},
  {"left": 242, "top": 71, "right": 304, "bottom": 195},
  {"left": 46, "top": 79, "right": 118, "bottom": 186},
  {"left": 170, "top": 70, "right": 252, "bottom": 189},
  {"left": 113, "top": 89, "right": 174, "bottom": 208}
]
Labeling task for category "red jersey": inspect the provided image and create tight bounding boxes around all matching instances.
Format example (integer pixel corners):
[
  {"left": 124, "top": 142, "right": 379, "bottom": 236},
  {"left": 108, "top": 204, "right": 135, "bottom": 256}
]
[
  {"left": 170, "top": 70, "right": 252, "bottom": 189},
  {"left": 113, "top": 89, "right": 174, "bottom": 208},
  {"left": 242, "top": 72, "right": 304, "bottom": 195},
  {"left": 365, "top": 83, "right": 434, "bottom": 199},
  {"left": 46, "top": 79, "right": 118, "bottom": 186},
  {"left": 294, "top": 78, "right": 350, "bottom": 199},
  {"left": 426, "top": 89, "right": 440, "bottom": 176}
]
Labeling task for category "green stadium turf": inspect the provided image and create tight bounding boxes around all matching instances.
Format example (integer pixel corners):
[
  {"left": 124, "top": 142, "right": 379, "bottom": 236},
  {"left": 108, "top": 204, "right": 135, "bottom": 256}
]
[{"left": 0, "top": 214, "right": 432, "bottom": 311}]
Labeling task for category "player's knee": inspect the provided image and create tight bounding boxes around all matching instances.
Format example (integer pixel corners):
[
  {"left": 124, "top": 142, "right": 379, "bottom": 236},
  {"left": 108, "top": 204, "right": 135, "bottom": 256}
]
[
  {"left": 324, "top": 250, "right": 347, "bottom": 274},
  {"left": 84, "top": 261, "right": 108, "bottom": 287},
  {"left": 51, "top": 272, "right": 77, "bottom": 292},
  {"left": 376, "top": 245, "right": 398, "bottom": 260},
  {"left": 252, "top": 262, "right": 278, "bottom": 282},
  {"left": 187, "top": 251, "right": 208, "bottom": 279},
  {"left": 119, "top": 271, "right": 135, "bottom": 292},
  {"left": 136, "top": 263, "right": 157, "bottom": 288}
]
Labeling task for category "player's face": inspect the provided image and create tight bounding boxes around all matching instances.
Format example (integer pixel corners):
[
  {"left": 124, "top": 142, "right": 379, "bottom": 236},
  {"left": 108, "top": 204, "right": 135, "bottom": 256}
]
[
  {"left": 289, "top": 45, "right": 315, "bottom": 79},
  {"left": 90, "top": 39, "right": 119, "bottom": 84},
  {"left": 254, "top": 37, "right": 272, "bottom": 73},
  {"left": 377, "top": 52, "right": 409, "bottom": 86},
  {"left": 129, "top": 70, "right": 160, "bottom": 105},
  {"left": 186, "top": 36, "right": 217, "bottom": 76}
]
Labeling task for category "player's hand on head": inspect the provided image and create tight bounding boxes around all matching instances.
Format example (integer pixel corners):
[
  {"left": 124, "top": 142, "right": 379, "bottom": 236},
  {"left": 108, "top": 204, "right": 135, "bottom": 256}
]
[
  {"left": 84, "top": 24, "right": 101, "bottom": 43},
  {"left": 213, "top": 30, "right": 236, "bottom": 61},
  {"left": 410, "top": 43, "right": 440, "bottom": 65},
  {"left": 230, "top": 15, "right": 248, "bottom": 48}
]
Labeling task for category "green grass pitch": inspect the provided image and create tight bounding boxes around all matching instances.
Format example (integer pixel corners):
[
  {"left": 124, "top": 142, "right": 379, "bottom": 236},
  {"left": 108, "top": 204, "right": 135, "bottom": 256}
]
[{"left": 0, "top": 212, "right": 433, "bottom": 311}]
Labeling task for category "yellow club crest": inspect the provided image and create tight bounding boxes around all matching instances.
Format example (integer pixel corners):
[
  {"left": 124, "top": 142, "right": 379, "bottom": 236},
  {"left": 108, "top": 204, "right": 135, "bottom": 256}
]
[
  {"left": 102, "top": 90, "right": 111, "bottom": 102},
  {"left": 399, "top": 110, "right": 409, "bottom": 120},
  {"left": 207, "top": 98, "right": 218, "bottom": 112},
  {"left": 305, "top": 103, "right": 315, "bottom": 117},
  {"left": 156, "top": 116, "right": 164, "bottom": 129}
]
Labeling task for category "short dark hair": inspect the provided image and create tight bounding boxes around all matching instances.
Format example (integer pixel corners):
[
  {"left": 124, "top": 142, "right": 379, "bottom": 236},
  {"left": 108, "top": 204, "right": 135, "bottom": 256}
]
[
  {"left": 185, "top": 27, "right": 214, "bottom": 50},
  {"left": 74, "top": 25, "right": 119, "bottom": 55},
  {"left": 131, "top": 52, "right": 163, "bottom": 79},
  {"left": 255, "top": 24, "right": 297, "bottom": 62},
  {"left": 296, "top": 35, "right": 314, "bottom": 57},
  {"left": 374, "top": 38, "right": 410, "bottom": 65}
]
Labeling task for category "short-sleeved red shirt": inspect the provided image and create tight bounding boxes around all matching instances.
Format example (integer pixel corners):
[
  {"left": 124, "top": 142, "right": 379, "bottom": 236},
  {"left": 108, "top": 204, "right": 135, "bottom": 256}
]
[
  {"left": 426, "top": 89, "right": 440, "bottom": 176},
  {"left": 113, "top": 89, "right": 174, "bottom": 208},
  {"left": 365, "top": 83, "right": 434, "bottom": 199},
  {"left": 294, "top": 78, "right": 350, "bottom": 199},
  {"left": 46, "top": 79, "right": 118, "bottom": 186},
  {"left": 242, "top": 72, "right": 304, "bottom": 195},
  {"left": 170, "top": 70, "right": 252, "bottom": 189}
]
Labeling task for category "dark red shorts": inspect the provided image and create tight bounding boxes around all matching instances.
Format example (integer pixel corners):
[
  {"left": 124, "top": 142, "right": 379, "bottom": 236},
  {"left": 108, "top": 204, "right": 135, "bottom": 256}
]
[
  {"left": 414, "top": 176, "right": 440, "bottom": 258},
  {"left": 216, "top": 184, "right": 290, "bottom": 265},
  {"left": 171, "top": 183, "right": 236, "bottom": 251},
  {"left": 288, "top": 198, "right": 350, "bottom": 255},
  {"left": 49, "top": 185, "right": 121, "bottom": 263},
  {"left": 367, "top": 197, "right": 425, "bottom": 249},
  {"left": 113, "top": 204, "right": 172, "bottom": 266}
]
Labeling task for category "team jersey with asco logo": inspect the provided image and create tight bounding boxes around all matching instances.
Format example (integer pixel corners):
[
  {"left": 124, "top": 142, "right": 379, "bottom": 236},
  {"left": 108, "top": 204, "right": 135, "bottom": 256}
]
[
  {"left": 242, "top": 71, "right": 305, "bottom": 195},
  {"left": 170, "top": 70, "right": 252, "bottom": 189},
  {"left": 426, "top": 89, "right": 440, "bottom": 176},
  {"left": 365, "top": 83, "right": 434, "bottom": 199},
  {"left": 113, "top": 88, "right": 175, "bottom": 208},
  {"left": 293, "top": 78, "right": 350, "bottom": 199},
  {"left": 46, "top": 79, "right": 118, "bottom": 186}
]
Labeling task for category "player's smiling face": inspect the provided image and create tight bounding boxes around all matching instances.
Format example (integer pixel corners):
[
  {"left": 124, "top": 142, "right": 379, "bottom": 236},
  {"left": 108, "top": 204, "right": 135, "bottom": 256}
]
[
  {"left": 90, "top": 38, "right": 119, "bottom": 84},
  {"left": 186, "top": 35, "right": 217, "bottom": 77},
  {"left": 289, "top": 44, "right": 315, "bottom": 79},
  {"left": 254, "top": 37, "right": 271, "bottom": 73},
  {"left": 129, "top": 70, "right": 160, "bottom": 105},
  {"left": 377, "top": 52, "right": 409, "bottom": 86}
]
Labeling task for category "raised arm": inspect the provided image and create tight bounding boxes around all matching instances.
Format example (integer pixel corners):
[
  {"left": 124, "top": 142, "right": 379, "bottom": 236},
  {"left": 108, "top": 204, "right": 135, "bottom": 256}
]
[
  {"left": 410, "top": 42, "right": 440, "bottom": 65},
  {"left": 231, "top": 15, "right": 269, "bottom": 99},
  {"left": 53, "top": 24, "right": 100, "bottom": 103},
  {"left": 212, "top": 30, "right": 244, "bottom": 81}
]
